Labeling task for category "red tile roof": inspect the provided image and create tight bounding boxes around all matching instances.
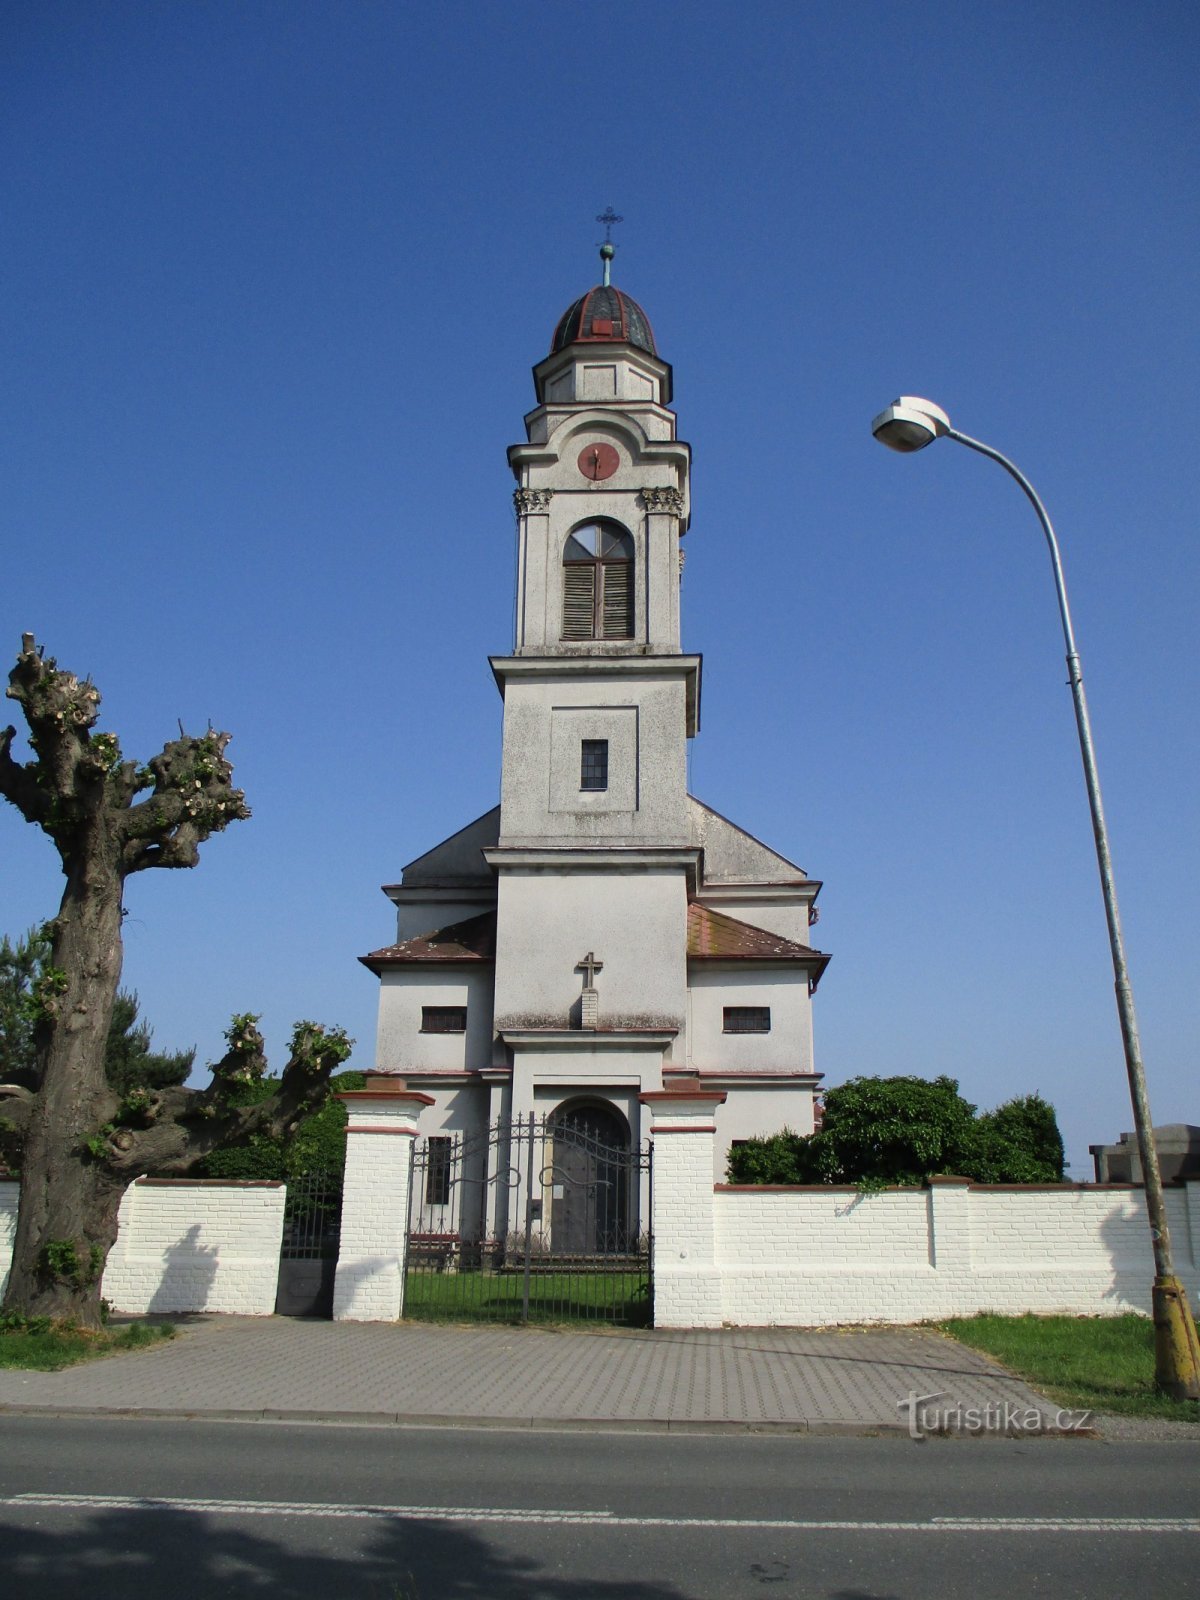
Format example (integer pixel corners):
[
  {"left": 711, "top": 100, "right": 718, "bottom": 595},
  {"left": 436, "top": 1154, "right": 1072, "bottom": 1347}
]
[
  {"left": 687, "top": 902, "right": 829, "bottom": 974},
  {"left": 360, "top": 910, "right": 496, "bottom": 971}
]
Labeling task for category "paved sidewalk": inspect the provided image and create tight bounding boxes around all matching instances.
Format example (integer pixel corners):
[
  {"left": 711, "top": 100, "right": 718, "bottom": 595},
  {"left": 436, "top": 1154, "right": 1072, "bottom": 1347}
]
[{"left": 0, "top": 1316, "right": 1078, "bottom": 1435}]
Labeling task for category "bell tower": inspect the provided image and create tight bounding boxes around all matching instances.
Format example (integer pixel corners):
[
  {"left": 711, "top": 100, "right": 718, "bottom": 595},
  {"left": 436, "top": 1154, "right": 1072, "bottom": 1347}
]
[{"left": 487, "top": 245, "right": 701, "bottom": 1044}]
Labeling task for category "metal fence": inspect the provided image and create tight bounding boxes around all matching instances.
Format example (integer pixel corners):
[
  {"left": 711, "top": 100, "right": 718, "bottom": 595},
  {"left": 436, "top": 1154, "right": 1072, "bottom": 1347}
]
[
  {"left": 405, "top": 1112, "right": 652, "bottom": 1325},
  {"left": 275, "top": 1168, "right": 343, "bottom": 1318}
]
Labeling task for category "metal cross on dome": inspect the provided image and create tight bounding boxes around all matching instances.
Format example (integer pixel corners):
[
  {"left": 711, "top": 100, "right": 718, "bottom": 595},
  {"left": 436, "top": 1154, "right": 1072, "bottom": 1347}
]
[
  {"left": 576, "top": 951, "right": 604, "bottom": 989},
  {"left": 595, "top": 207, "right": 623, "bottom": 287}
]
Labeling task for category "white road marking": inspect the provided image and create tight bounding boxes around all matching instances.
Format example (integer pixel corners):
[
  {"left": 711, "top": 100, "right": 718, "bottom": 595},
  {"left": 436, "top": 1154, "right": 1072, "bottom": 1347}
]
[{"left": 3, "top": 1494, "right": 1198, "bottom": 1533}]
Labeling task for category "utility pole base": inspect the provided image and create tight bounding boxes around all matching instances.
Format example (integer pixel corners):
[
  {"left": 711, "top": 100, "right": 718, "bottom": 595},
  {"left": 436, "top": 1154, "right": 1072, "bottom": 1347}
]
[{"left": 1153, "top": 1277, "right": 1200, "bottom": 1400}]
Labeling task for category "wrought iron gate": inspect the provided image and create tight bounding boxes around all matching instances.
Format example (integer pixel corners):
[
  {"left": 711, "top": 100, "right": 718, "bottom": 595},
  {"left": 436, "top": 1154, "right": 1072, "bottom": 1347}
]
[
  {"left": 275, "top": 1169, "right": 343, "bottom": 1317},
  {"left": 405, "top": 1112, "right": 652, "bottom": 1325}
]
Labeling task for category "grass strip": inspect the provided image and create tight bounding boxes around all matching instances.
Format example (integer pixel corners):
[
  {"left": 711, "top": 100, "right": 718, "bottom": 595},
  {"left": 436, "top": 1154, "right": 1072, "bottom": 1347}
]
[
  {"left": 941, "top": 1312, "right": 1200, "bottom": 1422},
  {"left": 0, "top": 1319, "right": 176, "bottom": 1371},
  {"left": 403, "top": 1269, "right": 650, "bottom": 1326}
]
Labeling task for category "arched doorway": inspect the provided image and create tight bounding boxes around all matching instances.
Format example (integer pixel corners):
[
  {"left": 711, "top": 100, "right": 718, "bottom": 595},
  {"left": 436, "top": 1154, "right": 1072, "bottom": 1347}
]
[{"left": 547, "top": 1100, "right": 633, "bottom": 1256}]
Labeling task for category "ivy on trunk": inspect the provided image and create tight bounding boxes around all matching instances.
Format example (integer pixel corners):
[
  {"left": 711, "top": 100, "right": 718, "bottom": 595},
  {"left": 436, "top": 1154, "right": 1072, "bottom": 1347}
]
[{"left": 0, "top": 636, "right": 352, "bottom": 1325}]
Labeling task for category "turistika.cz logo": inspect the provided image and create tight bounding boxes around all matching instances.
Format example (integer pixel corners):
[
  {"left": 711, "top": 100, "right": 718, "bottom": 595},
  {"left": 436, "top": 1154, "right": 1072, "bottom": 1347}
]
[{"left": 898, "top": 1390, "right": 1093, "bottom": 1440}]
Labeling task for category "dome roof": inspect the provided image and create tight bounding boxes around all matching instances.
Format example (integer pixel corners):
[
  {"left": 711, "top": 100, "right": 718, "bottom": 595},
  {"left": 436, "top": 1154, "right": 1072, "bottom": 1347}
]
[{"left": 550, "top": 284, "right": 658, "bottom": 357}]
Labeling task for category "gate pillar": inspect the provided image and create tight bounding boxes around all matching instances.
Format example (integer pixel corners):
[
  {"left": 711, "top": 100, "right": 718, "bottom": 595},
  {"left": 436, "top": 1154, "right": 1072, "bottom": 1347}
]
[
  {"left": 640, "top": 1085, "right": 726, "bottom": 1329},
  {"left": 333, "top": 1077, "right": 434, "bottom": 1323}
]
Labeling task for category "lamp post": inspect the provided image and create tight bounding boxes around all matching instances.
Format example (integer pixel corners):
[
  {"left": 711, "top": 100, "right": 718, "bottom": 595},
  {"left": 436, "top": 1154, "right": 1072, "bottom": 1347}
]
[{"left": 871, "top": 397, "right": 1200, "bottom": 1400}]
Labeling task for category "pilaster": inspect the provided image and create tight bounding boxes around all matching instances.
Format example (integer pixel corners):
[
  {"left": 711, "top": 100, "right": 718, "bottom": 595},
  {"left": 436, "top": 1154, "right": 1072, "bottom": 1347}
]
[
  {"left": 332, "top": 1078, "right": 434, "bottom": 1323},
  {"left": 641, "top": 1084, "right": 727, "bottom": 1328}
]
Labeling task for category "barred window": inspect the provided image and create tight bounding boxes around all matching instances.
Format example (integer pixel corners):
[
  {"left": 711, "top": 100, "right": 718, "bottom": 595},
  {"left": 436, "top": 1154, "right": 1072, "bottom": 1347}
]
[
  {"left": 421, "top": 1006, "right": 467, "bottom": 1033},
  {"left": 425, "top": 1137, "right": 452, "bottom": 1206},
  {"left": 723, "top": 1006, "right": 771, "bottom": 1033},
  {"left": 562, "top": 521, "right": 634, "bottom": 640},
  {"left": 581, "top": 739, "right": 609, "bottom": 791}
]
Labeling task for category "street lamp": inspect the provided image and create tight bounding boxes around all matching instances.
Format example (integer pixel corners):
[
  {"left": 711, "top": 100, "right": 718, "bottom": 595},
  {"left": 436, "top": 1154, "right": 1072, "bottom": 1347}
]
[{"left": 871, "top": 396, "right": 1200, "bottom": 1400}]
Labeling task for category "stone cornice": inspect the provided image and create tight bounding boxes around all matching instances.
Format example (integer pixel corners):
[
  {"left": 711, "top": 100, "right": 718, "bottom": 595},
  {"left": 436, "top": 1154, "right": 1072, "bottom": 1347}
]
[
  {"left": 500, "top": 1028, "right": 677, "bottom": 1051},
  {"left": 490, "top": 652, "right": 701, "bottom": 736}
]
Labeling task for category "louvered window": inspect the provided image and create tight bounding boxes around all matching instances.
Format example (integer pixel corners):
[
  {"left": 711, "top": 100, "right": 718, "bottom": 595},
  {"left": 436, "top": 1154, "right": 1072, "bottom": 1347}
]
[{"left": 562, "top": 521, "right": 634, "bottom": 640}]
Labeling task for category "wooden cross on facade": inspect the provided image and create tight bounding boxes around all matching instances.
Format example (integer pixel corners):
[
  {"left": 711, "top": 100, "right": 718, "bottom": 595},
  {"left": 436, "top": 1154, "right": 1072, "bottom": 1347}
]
[{"left": 576, "top": 951, "right": 604, "bottom": 989}]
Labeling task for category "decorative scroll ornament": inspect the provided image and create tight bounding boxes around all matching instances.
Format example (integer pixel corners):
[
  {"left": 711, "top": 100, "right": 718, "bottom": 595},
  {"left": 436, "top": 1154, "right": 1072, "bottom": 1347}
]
[
  {"left": 640, "top": 486, "right": 684, "bottom": 514},
  {"left": 514, "top": 488, "right": 554, "bottom": 514}
]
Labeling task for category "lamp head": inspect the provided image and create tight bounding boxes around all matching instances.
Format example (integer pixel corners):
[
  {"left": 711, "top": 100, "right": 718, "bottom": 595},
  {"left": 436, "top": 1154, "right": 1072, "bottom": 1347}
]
[{"left": 871, "top": 396, "right": 951, "bottom": 453}]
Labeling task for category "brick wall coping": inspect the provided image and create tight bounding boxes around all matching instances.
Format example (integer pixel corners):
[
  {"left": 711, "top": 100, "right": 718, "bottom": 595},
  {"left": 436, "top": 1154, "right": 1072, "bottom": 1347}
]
[
  {"left": 640, "top": 1088, "right": 728, "bottom": 1105},
  {"left": 338, "top": 1088, "right": 437, "bottom": 1106},
  {"left": 132, "top": 1177, "right": 286, "bottom": 1188},
  {"left": 715, "top": 1180, "right": 1169, "bottom": 1194}
]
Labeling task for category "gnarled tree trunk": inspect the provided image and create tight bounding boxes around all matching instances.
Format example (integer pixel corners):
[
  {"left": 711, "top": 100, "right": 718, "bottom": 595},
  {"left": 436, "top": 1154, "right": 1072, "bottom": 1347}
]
[
  {"left": 5, "top": 855, "right": 128, "bottom": 1323},
  {"left": 0, "top": 637, "right": 363, "bottom": 1328}
]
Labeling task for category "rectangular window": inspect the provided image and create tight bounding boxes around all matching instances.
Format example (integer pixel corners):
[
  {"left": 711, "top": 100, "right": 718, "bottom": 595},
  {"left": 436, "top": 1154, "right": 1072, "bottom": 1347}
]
[
  {"left": 581, "top": 738, "right": 609, "bottom": 791},
  {"left": 723, "top": 1006, "right": 771, "bottom": 1034},
  {"left": 425, "top": 1137, "right": 452, "bottom": 1206},
  {"left": 421, "top": 1006, "right": 467, "bottom": 1033}
]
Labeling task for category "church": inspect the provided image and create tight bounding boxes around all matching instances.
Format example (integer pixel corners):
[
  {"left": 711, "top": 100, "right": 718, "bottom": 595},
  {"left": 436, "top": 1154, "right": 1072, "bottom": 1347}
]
[{"left": 360, "top": 243, "right": 830, "bottom": 1188}]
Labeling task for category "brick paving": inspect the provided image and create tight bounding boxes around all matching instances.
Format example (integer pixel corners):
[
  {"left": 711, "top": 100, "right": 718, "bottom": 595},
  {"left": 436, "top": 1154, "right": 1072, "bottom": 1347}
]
[{"left": 0, "top": 1316, "right": 1066, "bottom": 1434}]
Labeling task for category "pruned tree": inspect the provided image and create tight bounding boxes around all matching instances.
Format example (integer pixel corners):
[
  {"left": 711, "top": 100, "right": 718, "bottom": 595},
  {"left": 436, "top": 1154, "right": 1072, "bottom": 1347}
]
[
  {"left": 2, "top": 925, "right": 193, "bottom": 1096},
  {"left": 0, "top": 636, "right": 352, "bottom": 1324}
]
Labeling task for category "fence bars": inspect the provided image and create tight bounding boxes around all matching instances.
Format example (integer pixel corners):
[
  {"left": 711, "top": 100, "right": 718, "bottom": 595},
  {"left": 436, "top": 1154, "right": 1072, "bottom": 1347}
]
[{"left": 403, "top": 1113, "right": 652, "bottom": 1326}]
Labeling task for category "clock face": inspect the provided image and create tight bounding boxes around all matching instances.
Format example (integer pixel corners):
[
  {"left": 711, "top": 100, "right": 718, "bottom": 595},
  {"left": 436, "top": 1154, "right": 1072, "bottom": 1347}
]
[{"left": 577, "top": 442, "right": 620, "bottom": 482}]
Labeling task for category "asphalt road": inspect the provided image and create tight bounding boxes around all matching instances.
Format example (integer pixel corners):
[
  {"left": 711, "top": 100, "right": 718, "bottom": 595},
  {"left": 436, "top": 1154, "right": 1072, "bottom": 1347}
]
[{"left": 1, "top": 1416, "right": 1196, "bottom": 1598}]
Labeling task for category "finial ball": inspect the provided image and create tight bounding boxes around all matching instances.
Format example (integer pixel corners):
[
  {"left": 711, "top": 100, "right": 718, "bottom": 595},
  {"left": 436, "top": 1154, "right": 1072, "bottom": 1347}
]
[{"left": 600, "top": 241, "right": 615, "bottom": 259}]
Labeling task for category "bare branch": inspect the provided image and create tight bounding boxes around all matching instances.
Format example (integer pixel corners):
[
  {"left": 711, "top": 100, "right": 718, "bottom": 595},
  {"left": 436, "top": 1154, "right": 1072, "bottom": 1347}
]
[
  {"left": 103, "top": 1020, "right": 354, "bottom": 1180},
  {"left": 120, "top": 728, "right": 250, "bottom": 874},
  {"left": 0, "top": 725, "right": 52, "bottom": 826}
]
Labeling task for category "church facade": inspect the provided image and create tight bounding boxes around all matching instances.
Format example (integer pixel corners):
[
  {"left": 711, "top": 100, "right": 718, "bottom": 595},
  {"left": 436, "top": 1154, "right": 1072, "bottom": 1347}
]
[{"left": 361, "top": 253, "right": 829, "bottom": 1190}]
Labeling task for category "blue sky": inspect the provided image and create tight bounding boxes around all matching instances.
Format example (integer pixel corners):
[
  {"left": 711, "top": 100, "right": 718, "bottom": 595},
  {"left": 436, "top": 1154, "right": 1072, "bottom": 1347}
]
[{"left": 3, "top": 1, "right": 1196, "bottom": 1176}]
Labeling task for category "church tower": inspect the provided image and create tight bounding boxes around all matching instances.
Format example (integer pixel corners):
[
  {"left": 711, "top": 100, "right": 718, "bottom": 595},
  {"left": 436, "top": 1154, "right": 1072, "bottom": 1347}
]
[
  {"left": 488, "top": 246, "right": 700, "bottom": 1094},
  {"left": 363, "top": 243, "right": 828, "bottom": 1179}
]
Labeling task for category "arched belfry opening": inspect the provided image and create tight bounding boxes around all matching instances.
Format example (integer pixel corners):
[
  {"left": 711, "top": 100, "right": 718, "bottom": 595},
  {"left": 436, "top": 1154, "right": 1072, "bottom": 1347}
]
[{"left": 561, "top": 519, "right": 634, "bottom": 641}]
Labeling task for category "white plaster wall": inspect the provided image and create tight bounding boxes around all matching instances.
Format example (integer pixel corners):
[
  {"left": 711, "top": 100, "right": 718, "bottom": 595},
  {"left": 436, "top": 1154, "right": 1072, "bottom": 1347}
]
[
  {"left": 499, "top": 675, "right": 690, "bottom": 847},
  {"left": 687, "top": 965, "right": 813, "bottom": 1075},
  {"left": 493, "top": 867, "right": 687, "bottom": 1030},
  {"left": 391, "top": 894, "right": 495, "bottom": 942},
  {"left": 697, "top": 896, "right": 814, "bottom": 946},
  {"left": 374, "top": 968, "right": 495, "bottom": 1072}
]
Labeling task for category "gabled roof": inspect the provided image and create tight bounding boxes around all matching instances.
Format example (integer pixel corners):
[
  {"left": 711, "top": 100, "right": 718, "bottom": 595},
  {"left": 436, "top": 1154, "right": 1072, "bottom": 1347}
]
[
  {"left": 388, "top": 806, "right": 500, "bottom": 891},
  {"left": 360, "top": 911, "right": 497, "bottom": 971},
  {"left": 688, "top": 796, "right": 809, "bottom": 885},
  {"left": 687, "top": 903, "right": 829, "bottom": 978}
]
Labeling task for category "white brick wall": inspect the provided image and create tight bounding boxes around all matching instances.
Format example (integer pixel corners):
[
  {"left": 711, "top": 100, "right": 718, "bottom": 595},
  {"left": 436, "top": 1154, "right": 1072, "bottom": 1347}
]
[
  {"left": 644, "top": 1104, "right": 1200, "bottom": 1327},
  {"left": 0, "top": 1178, "right": 285, "bottom": 1315},
  {"left": 0, "top": 1182, "right": 18, "bottom": 1299},
  {"left": 710, "top": 1181, "right": 1200, "bottom": 1325},
  {"left": 332, "top": 1088, "right": 425, "bottom": 1322}
]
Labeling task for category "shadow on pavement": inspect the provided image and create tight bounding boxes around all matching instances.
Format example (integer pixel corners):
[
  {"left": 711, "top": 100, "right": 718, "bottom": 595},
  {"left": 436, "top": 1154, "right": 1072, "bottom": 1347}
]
[{"left": 0, "top": 1505, "right": 694, "bottom": 1600}]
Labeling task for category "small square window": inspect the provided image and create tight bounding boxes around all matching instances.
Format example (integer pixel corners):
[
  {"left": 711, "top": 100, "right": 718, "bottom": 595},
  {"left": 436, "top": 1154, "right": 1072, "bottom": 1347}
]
[
  {"left": 425, "top": 1136, "right": 452, "bottom": 1206},
  {"left": 421, "top": 1006, "right": 467, "bottom": 1033},
  {"left": 581, "top": 738, "right": 609, "bottom": 791},
  {"left": 723, "top": 1006, "right": 771, "bottom": 1034}
]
